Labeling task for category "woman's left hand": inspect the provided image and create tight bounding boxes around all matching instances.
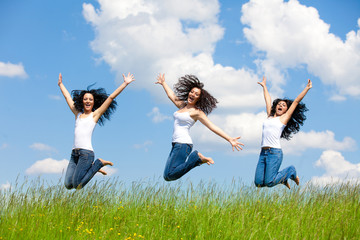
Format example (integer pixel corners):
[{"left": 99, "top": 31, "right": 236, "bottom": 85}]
[
  {"left": 123, "top": 72, "right": 135, "bottom": 84},
  {"left": 229, "top": 137, "right": 244, "bottom": 151}
]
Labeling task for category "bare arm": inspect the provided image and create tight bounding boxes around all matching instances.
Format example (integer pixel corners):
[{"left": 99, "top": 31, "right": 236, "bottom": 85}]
[
  {"left": 58, "top": 73, "right": 78, "bottom": 116},
  {"left": 280, "top": 79, "right": 312, "bottom": 125},
  {"left": 257, "top": 76, "right": 272, "bottom": 117},
  {"left": 93, "top": 73, "right": 135, "bottom": 122},
  {"left": 194, "top": 110, "right": 244, "bottom": 151},
  {"left": 155, "top": 73, "right": 184, "bottom": 109}
]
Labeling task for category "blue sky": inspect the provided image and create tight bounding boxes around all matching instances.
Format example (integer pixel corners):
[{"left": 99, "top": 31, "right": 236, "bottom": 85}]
[{"left": 1, "top": 0, "right": 359, "bottom": 190}]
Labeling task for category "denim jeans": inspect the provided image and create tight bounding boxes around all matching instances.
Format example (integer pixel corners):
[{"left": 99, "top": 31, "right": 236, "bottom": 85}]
[
  {"left": 163, "top": 143, "right": 202, "bottom": 181},
  {"left": 64, "top": 149, "right": 103, "bottom": 189},
  {"left": 254, "top": 148, "right": 296, "bottom": 187}
]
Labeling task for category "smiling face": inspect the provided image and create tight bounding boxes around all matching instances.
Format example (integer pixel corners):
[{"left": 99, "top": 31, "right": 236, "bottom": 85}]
[
  {"left": 275, "top": 100, "right": 288, "bottom": 116},
  {"left": 83, "top": 93, "right": 94, "bottom": 112},
  {"left": 187, "top": 87, "right": 201, "bottom": 105}
]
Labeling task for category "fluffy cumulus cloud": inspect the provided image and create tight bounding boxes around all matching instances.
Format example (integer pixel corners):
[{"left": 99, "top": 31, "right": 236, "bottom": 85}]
[
  {"left": 82, "top": 0, "right": 263, "bottom": 109},
  {"left": 134, "top": 140, "right": 153, "bottom": 152},
  {"left": 0, "top": 181, "right": 11, "bottom": 191},
  {"left": 0, "top": 61, "right": 28, "bottom": 78},
  {"left": 191, "top": 112, "right": 265, "bottom": 153},
  {"left": 26, "top": 158, "right": 69, "bottom": 175},
  {"left": 30, "top": 143, "right": 58, "bottom": 153},
  {"left": 282, "top": 130, "right": 357, "bottom": 155},
  {"left": 83, "top": 0, "right": 356, "bottom": 156},
  {"left": 310, "top": 150, "right": 360, "bottom": 186},
  {"left": 241, "top": 0, "right": 360, "bottom": 99},
  {"left": 191, "top": 113, "right": 356, "bottom": 154},
  {"left": 147, "top": 107, "right": 172, "bottom": 123}
]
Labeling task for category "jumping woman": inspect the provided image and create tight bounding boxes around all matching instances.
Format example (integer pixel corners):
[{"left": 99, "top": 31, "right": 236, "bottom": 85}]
[
  {"left": 58, "top": 72, "right": 135, "bottom": 189},
  {"left": 156, "top": 73, "right": 244, "bottom": 181},
  {"left": 254, "top": 77, "right": 312, "bottom": 189}
]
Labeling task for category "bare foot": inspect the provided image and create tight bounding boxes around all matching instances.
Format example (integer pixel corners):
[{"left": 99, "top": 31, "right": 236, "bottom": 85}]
[
  {"left": 98, "top": 169, "right": 107, "bottom": 175},
  {"left": 294, "top": 176, "right": 300, "bottom": 186},
  {"left": 99, "top": 158, "right": 113, "bottom": 167},
  {"left": 198, "top": 152, "right": 214, "bottom": 165},
  {"left": 284, "top": 181, "right": 291, "bottom": 189}
]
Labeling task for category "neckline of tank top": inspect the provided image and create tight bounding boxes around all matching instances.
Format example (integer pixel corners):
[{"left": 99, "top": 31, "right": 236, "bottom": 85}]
[{"left": 78, "top": 112, "right": 93, "bottom": 119}]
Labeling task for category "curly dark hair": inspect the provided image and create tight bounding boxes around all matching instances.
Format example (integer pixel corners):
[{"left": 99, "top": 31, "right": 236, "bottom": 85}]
[
  {"left": 270, "top": 98, "right": 308, "bottom": 140},
  {"left": 173, "top": 75, "right": 218, "bottom": 115},
  {"left": 71, "top": 84, "right": 117, "bottom": 126}
]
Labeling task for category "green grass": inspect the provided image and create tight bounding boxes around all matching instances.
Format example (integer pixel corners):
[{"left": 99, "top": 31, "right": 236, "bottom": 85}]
[{"left": 1, "top": 178, "right": 359, "bottom": 239}]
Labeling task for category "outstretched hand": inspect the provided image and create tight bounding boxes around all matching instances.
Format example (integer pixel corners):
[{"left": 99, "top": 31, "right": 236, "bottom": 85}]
[
  {"left": 123, "top": 73, "right": 135, "bottom": 84},
  {"left": 230, "top": 137, "right": 244, "bottom": 151},
  {"left": 58, "top": 73, "right": 62, "bottom": 86},
  {"left": 155, "top": 73, "right": 165, "bottom": 85},
  {"left": 257, "top": 76, "right": 266, "bottom": 88},
  {"left": 306, "top": 79, "right": 312, "bottom": 89}
]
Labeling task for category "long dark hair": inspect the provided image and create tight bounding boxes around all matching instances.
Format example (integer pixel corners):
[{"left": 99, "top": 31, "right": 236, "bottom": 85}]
[
  {"left": 174, "top": 75, "right": 218, "bottom": 115},
  {"left": 270, "top": 98, "right": 308, "bottom": 140},
  {"left": 71, "top": 84, "right": 117, "bottom": 126}
]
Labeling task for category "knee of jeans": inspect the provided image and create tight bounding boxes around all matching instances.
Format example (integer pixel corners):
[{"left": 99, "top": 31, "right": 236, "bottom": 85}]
[
  {"left": 163, "top": 174, "right": 172, "bottom": 182},
  {"left": 163, "top": 172, "right": 177, "bottom": 181},
  {"left": 64, "top": 182, "right": 73, "bottom": 189},
  {"left": 254, "top": 179, "right": 263, "bottom": 187},
  {"left": 264, "top": 180, "right": 274, "bottom": 187}
]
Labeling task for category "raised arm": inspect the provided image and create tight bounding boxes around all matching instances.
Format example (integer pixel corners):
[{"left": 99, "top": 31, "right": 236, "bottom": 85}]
[
  {"left": 155, "top": 73, "right": 184, "bottom": 109},
  {"left": 281, "top": 79, "right": 312, "bottom": 125},
  {"left": 58, "top": 73, "right": 78, "bottom": 116},
  {"left": 93, "top": 73, "right": 135, "bottom": 122},
  {"left": 194, "top": 111, "right": 244, "bottom": 151},
  {"left": 257, "top": 76, "right": 272, "bottom": 117}
]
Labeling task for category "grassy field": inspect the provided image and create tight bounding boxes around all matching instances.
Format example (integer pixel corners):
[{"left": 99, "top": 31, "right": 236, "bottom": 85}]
[{"left": 1, "top": 178, "right": 359, "bottom": 240}]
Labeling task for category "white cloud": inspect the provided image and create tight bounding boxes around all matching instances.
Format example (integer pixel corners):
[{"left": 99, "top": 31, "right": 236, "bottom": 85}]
[
  {"left": 191, "top": 112, "right": 356, "bottom": 155},
  {"left": 26, "top": 158, "right": 69, "bottom": 175},
  {"left": 30, "top": 143, "right": 58, "bottom": 153},
  {"left": 100, "top": 166, "right": 118, "bottom": 176},
  {"left": 241, "top": 0, "right": 360, "bottom": 98},
  {"left": 0, "top": 181, "right": 11, "bottom": 191},
  {"left": 191, "top": 112, "right": 265, "bottom": 153},
  {"left": 1, "top": 143, "right": 9, "bottom": 150},
  {"left": 282, "top": 130, "right": 357, "bottom": 154},
  {"left": 147, "top": 107, "right": 172, "bottom": 123},
  {"left": 309, "top": 150, "right": 360, "bottom": 186},
  {"left": 0, "top": 61, "right": 28, "bottom": 78},
  {"left": 82, "top": 0, "right": 357, "bottom": 156},
  {"left": 134, "top": 140, "right": 153, "bottom": 152},
  {"left": 82, "top": 0, "right": 263, "bottom": 109},
  {"left": 48, "top": 95, "right": 62, "bottom": 100}
]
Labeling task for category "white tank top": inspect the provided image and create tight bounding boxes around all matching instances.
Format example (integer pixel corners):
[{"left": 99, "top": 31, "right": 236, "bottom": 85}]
[
  {"left": 261, "top": 117, "right": 285, "bottom": 148},
  {"left": 73, "top": 112, "right": 96, "bottom": 151},
  {"left": 172, "top": 111, "right": 195, "bottom": 144}
]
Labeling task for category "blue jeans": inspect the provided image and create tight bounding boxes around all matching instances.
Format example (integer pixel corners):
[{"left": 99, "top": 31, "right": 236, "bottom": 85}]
[
  {"left": 163, "top": 143, "right": 202, "bottom": 181},
  {"left": 64, "top": 149, "right": 103, "bottom": 189},
  {"left": 254, "top": 148, "right": 296, "bottom": 187}
]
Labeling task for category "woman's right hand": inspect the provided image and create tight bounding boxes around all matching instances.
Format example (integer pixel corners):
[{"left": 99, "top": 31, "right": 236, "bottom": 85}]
[
  {"left": 155, "top": 73, "right": 165, "bottom": 85},
  {"left": 257, "top": 76, "right": 266, "bottom": 88},
  {"left": 58, "top": 73, "right": 62, "bottom": 86}
]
